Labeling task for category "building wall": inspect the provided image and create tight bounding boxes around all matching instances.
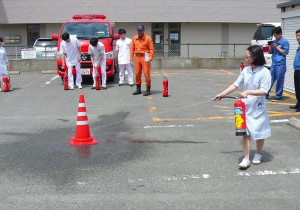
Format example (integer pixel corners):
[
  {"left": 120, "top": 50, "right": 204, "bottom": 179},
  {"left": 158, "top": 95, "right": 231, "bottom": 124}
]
[
  {"left": 0, "top": 0, "right": 284, "bottom": 53},
  {"left": 278, "top": 2, "right": 300, "bottom": 93},
  {"left": 0, "top": 0, "right": 284, "bottom": 24}
]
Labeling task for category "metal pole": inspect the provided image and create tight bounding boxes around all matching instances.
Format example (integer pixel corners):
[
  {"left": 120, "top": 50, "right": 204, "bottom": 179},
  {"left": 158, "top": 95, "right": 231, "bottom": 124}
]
[{"left": 233, "top": 44, "right": 236, "bottom": 58}]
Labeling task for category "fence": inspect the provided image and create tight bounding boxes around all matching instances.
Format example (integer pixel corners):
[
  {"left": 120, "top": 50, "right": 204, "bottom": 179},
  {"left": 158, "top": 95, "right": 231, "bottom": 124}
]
[
  {"left": 5, "top": 44, "right": 249, "bottom": 60},
  {"left": 5, "top": 45, "right": 57, "bottom": 60}
]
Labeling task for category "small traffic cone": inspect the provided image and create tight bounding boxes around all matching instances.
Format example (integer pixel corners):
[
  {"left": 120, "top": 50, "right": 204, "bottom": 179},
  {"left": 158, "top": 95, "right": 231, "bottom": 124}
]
[{"left": 69, "top": 94, "right": 98, "bottom": 146}]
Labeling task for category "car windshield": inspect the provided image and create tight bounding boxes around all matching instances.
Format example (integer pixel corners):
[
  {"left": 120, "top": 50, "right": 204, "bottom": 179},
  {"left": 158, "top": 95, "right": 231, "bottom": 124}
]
[
  {"left": 62, "top": 22, "right": 110, "bottom": 39},
  {"left": 35, "top": 39, "right": 57, "bottom": 46},
  {"left": 253, "top": 25, "right": 275, "bottom": 40}
]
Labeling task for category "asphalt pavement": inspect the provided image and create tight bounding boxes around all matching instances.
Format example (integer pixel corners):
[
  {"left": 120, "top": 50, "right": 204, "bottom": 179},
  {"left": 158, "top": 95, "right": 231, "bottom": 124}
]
[{"left": 0, "top": 68, "right": 300, "bottom": 209}]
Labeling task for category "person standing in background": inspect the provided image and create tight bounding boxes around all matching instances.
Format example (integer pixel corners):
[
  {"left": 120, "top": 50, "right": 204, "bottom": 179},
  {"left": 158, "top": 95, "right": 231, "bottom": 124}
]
[
  {"left": 130, "top": 24, "right": 154, "bottom": 96},
  {"left": 88, "top": 37, "right": 107, "bottom": 89},
  {"left": 60, "top": 32, "right": 82, "bottom": 90},
  {"left": 0, "top": 37, "right": 12, "bottom": 91},
  {"left": 290, "top": 29, "right": 300, "bottom": 112},
  {"left": 116, "top": 29, "right": 134, "bottom": 86},
  {"left": 266, "top": 26, "right": 289, "bottom": 101}
]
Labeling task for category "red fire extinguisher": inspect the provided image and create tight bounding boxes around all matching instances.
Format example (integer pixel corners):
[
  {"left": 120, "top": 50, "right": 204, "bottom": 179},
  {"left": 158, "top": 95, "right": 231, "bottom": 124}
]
[
  {"left": 95, "top": 74, "right": 101, "bottom": 90},
  {"left": 63, "top": 71, "right": 68, "bottom": 90},
  {"left": 163, "top": 77, "right": 168, "bottom": 97},
  {"left": 2, "top": 75, "right": 10, "bottom": 92},
  {"left": 240, "top": 62, "right": 244, "bottom": 72},
  {"left": 95, "top": 67, "right": 101, "bottom": 90},
  {"left": 234, "top": 99, "right": 246, "bottom": 136}
]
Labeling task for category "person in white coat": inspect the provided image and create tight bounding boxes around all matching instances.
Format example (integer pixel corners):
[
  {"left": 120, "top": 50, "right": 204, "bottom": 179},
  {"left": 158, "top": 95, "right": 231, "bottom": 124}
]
[
  {"left": 215, "top": 45, "right": 271, "bottom": 169},
  {"left": 116, "top": 29, "right": 134, "bottom": 86},
  {"left": 88, "top": 37, "right": 107, "bottom": 89},
  {"left": 0, "top": 37, "right": 12, "bottom": 91},
  {"left": 60, "top": 32, "right": 82, "bottom": 90}
]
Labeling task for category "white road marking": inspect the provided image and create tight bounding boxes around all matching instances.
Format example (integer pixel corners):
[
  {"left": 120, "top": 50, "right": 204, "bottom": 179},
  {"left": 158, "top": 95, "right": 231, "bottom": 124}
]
[
  {"left": 270, "top": 119, "right": 289, "bottom": 123},
  {"left": 144, "top": 124, "right": 194, "bottom": 129},
  {"left": 143, "top": 119, "right": 288, "bottom": 129},
  {"left": 127, "top": 168, "right": 300, "bottom": 183},
  {"left": 45, "top": 75, "right": 59, "bottom": 85}
]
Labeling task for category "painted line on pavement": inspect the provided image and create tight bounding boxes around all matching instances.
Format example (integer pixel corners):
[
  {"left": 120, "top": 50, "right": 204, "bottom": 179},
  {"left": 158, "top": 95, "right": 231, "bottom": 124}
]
[
  {"left": 145, "top": 120, "right": 287, "bottom": 129},
  {"left": 270, "top": 119, "right": 289, "bottom": 123},
  {"left": 219, "top": 69, "right": 236, "bottom": 75},
  {"left": 45, "top": 75, "right": 59, "bottom": 85},
  {"left": 152, "top": 112, "right": 300, "bottom": 122},
  {"left": 144, "top": 124, "right": 194, "bottom": 129},
  {"left": 127, "top": 168, "right": 300, "bottom": 184}
]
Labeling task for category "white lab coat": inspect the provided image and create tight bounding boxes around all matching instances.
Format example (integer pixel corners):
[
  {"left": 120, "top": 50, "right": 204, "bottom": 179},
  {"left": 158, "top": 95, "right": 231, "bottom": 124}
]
[{"left": 234, "top": 66, "right": 272, "bottom": 140}]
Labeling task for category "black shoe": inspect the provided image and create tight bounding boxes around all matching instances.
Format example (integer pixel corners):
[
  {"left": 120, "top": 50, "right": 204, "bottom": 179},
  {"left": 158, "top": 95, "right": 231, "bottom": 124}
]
[
  {"left": 133, "top": 85, "right": 142, "bottom": 95},
  {"left": 91, "top": 86, "right": 96, "bottom": 89},
  {"left": 143, "top": 91, "right": 151, "bottom": 96},
  {"left": 290, "top": 105, "right": 299, "bottom": 109},
  {"left": 132, "top": 89, "right": 142, "bottom": 95},
  {"left": 143, "top": 85, "right": 151, "bottom": 96}
]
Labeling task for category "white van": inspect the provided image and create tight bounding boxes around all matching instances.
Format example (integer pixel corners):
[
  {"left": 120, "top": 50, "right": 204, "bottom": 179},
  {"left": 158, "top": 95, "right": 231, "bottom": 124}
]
[{"left": 251, "top": 22, "right": 281, "bottom": 68}]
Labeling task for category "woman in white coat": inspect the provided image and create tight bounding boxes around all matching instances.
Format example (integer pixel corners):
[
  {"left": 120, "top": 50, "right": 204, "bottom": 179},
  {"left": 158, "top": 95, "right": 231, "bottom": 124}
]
[
  {"left": 214, "top": 45, "right": 272, "bottom": 169},
  {"left": 0, "top": 37, "right": 11, "bottom": 91}
]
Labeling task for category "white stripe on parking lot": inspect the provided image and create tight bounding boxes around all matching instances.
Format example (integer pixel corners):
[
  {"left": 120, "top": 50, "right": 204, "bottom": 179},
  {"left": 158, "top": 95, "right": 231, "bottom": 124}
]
[
  {"left": 144, "top": 124, "right": 194, "bottom": 129},
  {"left": 270, "top": 119, "right": 289, "bottom": 123},
  {"left": 127, "top": 168, "right": 300, "bottom": 184},
  {"left": 45, "top": 75, "right": 59, "bottom": 85}
]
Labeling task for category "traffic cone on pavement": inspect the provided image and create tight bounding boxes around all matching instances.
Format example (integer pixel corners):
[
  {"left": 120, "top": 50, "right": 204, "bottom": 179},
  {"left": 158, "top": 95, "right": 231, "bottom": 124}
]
[{"left": 69, "top": 94, "right": 98, "bottom": 146}]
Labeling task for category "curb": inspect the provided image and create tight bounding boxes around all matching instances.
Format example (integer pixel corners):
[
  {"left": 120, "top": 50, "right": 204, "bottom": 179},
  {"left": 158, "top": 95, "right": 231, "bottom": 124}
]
[
  {"left": 9, "top": 71, "right": 20, "bottom": 75},
  {"left": 42, "top": 70, "right": 57, "bottom": 74},
  {"left": 287, "top": 117, "right": 300, "bottom": 131}
]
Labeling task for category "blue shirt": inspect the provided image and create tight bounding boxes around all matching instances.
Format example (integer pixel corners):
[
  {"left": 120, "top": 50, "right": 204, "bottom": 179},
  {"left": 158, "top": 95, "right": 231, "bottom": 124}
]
[
  {"left": 294, "top": 45, "right": 300, "bottom": 70},
  {"left": 271, "top": 36, "right": 289, "bottom": 65}
]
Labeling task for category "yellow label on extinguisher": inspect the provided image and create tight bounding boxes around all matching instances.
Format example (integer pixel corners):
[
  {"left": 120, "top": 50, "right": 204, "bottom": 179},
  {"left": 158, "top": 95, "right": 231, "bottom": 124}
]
[{"left": 235, "top": 114, "right": 245, "bottom": 128}]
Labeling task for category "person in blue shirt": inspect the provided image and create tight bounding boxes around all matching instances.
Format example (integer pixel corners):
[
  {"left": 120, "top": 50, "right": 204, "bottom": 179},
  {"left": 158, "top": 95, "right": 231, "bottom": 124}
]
[
  {"left": 290, "top": 29, "right": 300, "bottom": 112},
  {"left": 215, "top": 45, "right": 271, "bottom": 169},
  {"left": 266, "top": 26, "right": 290, "bottom": 101}
]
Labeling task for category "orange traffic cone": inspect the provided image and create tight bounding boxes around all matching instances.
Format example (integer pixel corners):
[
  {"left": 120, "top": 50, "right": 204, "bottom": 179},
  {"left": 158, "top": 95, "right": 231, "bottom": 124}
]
[{"left": 69, "top": 94, "right": 98, "bottom": 146}]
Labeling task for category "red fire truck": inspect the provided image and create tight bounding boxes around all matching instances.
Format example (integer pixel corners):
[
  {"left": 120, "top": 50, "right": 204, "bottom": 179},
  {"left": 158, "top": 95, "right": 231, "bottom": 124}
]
[{"left": 52, "top": 14, "right": 120, "bottom": 82}]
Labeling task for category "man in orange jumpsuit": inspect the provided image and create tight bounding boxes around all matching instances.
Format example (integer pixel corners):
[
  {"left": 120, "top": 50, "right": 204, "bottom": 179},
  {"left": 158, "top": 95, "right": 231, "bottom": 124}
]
[{"left": 130, "top": 24, "right": 154, "bottom": 96}]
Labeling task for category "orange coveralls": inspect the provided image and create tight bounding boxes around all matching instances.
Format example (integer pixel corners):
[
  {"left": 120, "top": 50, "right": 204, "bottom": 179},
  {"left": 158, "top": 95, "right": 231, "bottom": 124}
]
[{"left": 130, "top": 34, "right": 154, "bottom": 86}]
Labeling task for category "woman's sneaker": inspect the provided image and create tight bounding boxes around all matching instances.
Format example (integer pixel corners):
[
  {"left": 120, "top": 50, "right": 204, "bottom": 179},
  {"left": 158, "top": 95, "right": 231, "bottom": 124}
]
[
  {"left": 252, "top": 153, "right": 262, "bottom": 165},
  {"left": 239, "top": 158, "right": 251, "bottom": 169}
]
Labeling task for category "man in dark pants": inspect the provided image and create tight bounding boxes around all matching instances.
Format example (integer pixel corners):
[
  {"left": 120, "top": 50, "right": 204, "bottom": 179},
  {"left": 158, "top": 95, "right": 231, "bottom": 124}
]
[
  {"left": 266, "top": 26, "right": 290, "bottom": 101},
  {"left": 290, "top": 29, "right": 300, "bottom": 112}
]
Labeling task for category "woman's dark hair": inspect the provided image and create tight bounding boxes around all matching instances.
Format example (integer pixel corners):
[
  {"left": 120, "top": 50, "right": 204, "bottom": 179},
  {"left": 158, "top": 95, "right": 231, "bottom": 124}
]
[
  {"left": 90, "top": 37, "right": 98, "bottom": 47},
  {"left": 247, "top": 45, "right": 266, "bottom": 66},
  {"left": 62, "top": 32, "right": 70, "bottom": 41},
  {"left": 0, "top": 37, "right": 3, "bottom": 42}
]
